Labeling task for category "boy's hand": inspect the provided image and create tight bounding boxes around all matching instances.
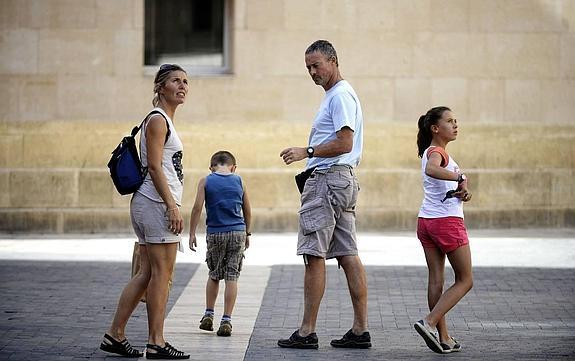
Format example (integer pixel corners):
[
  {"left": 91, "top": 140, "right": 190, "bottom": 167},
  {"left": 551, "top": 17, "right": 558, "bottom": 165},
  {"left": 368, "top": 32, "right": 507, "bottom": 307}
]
[
  {"left": 245, "top": 235, "right": 250, "bottom": 250},
  {"left": 189, "top": 234, "right": 197, "bottom": 252}
]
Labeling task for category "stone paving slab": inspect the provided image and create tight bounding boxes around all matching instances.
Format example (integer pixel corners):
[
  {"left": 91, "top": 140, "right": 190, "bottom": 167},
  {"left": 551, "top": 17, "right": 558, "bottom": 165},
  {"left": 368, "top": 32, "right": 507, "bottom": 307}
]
[
  {"left": 0, "top": 260, "right": 198, "bottom": 360},
  {"left": 244, "top": 265, "right": 575, "bottom": 361},
  {"left": 164, "top": 264, "right": 271, "bottom": 361}
]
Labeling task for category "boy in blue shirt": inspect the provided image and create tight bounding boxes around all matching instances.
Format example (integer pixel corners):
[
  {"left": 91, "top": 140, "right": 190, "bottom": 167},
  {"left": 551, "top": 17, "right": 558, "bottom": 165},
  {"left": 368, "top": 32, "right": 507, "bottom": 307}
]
[{"left": 188, "top": 151, "right": 252, "bottom": 337}]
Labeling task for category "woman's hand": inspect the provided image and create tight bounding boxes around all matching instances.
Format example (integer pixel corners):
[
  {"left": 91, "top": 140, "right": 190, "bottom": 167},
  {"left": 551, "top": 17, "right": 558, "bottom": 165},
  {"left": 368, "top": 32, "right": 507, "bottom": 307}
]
[{"left": 167, "top": 207, "right": 183, "bottom": 235}]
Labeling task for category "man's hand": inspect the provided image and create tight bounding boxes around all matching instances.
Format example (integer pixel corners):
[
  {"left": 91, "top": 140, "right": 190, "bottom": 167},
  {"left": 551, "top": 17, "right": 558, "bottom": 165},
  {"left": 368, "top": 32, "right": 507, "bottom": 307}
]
[
  {"left": 245, "top": 235, "right": 250, "bottom": 250},
  {"left": 280, "top": 147, "right": 307, "bottom": 165},
  {"left": 189, "top": 234, "right": 197, "bottom": 252}
]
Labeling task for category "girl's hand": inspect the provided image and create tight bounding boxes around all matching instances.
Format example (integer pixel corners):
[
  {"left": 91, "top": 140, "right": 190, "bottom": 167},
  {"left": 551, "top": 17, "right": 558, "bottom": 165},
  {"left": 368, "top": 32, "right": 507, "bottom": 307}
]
[
  {"left": 167, "top": 207, "right": 183, "bottom": 235},
  {"left": 454, "top": 189, "right": 472, "bottom": 202},
  {"left": 189, "top": 234, "right": 197, "bottom": 252},
  {"left": 454, "top": 179, "right": 472, "bottom": 202}
]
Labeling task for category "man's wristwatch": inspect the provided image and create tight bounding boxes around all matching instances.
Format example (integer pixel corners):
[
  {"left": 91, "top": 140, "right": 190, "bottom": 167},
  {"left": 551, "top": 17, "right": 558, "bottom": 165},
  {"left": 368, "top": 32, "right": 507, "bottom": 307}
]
[
  {"left": 457, "top": 173, "right": 467, "bottom": 184},
  {"left": 306, "top": 146, "right": 315, "bottom": 158}
]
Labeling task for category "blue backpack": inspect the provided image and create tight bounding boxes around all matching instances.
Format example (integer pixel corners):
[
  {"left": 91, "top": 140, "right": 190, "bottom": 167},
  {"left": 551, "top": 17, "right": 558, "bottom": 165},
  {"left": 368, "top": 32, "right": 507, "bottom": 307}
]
[{"left": 108, "top": 110, "right": 169, "bottom": 195}]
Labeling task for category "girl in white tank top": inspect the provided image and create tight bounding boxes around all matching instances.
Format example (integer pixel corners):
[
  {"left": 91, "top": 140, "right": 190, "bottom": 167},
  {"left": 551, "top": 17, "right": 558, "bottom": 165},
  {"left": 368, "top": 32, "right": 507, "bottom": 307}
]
[{"left": 413, "top": 106, "right": 474, "bottom": 355}]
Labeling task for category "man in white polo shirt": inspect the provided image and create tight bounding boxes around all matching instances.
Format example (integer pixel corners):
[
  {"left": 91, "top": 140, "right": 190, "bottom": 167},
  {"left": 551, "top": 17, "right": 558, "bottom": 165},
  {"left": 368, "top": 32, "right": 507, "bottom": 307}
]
[{"left": 278, "top": 40, "right": 371, "bottom": 350}]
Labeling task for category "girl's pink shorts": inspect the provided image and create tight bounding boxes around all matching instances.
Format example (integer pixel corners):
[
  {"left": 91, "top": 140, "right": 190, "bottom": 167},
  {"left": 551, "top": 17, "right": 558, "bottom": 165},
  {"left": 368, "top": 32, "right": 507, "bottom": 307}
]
[{"left": 417, "top": 217, "right": 469, "bottom": 254}]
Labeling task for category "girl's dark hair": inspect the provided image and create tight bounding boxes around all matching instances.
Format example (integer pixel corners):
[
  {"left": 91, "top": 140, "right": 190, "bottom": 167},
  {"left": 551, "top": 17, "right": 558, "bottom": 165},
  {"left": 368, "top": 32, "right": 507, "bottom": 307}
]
[
  {"left": 210, "top": 151, "right": 236, "bottom": 167},
  {"left": 417, "top": 106, "right": 451, "bottom": 158},
  {"left": 152, "top": 64, "right": 186, "bottom": 106}
]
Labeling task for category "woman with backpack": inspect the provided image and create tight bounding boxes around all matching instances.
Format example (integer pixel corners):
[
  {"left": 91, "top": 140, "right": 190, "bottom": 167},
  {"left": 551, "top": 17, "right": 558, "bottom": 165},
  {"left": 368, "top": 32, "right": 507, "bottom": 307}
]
[{"left": 100, "top": 64, "right": 190, "bottom": 359}]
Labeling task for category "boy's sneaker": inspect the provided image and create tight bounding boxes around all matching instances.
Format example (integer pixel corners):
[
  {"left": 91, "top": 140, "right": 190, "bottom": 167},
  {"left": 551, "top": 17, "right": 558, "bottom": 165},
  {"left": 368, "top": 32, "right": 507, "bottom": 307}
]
[
  {"left": 199, "top": 314, "right": 214, "bottom": 331},
  {"left": 277, "top": 330, "right": 319, "bottom": 349},
  {"left": 330, "top": 329, "right": 372, "bottom": 349},
  {"left": 217, "top": 320, "right": 232, "bottom": 337}
]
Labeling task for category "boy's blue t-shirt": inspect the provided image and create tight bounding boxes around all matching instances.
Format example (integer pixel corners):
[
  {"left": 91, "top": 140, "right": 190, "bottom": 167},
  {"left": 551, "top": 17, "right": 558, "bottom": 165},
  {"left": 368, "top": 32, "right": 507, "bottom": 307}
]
[{"left": 205, "top": 173, "right": 246, "bottom": 234}]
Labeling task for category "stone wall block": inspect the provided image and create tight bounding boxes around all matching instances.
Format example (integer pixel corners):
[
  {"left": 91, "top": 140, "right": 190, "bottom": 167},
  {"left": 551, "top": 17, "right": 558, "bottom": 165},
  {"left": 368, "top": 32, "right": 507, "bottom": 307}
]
[
  {"left": 0, "top": 30, "right": 38, "bottom": 74},
  {"left": 18, "top": 76, "right": 58, "bottom": 121},
  {"left": 56, "top": 75, "right": 116, "bottom": 120},
  {"left": 97, "top": 0, "right": 135, "bottom": 29},
  {"left": 0, "top": 171, "right": 10, "bottom": 206},
  {"left": 353, "top": 78, "right": 394, "bottom": 123},
  {"left": 394, "top": 78, "right": 431, "bottom": 122},
  {"left": 486, "top": 34, "right": 560, "bottom": 78},
  {"left": 22, "top": 132, "right": 107, "bottom": 168},
  {"left": 38, "top": 30, "right": 114, "bottom": 76},
  {"left": 0, "top": 134, "right": 24, "bottom": 168},
  {"left": 356, "top": 0, "right": 395, "bottom": 30},
  {"left": 113, "top": 31, "right": 143, "bottom": 76},
  {"left": 356, "top": 171, "right": 422, "bottom": 208},
  {"left": 132, "top": 0, "right": 144, "bottom": 29},
  {"left": 504, "top": 79, "right": 542, "bottom": 123},
  {"left": 0, "top": 0, "right": 19, "bottom": 29},
  {"left": 431, "top": 78, "right": 469, "bottom": 123},
  {"left": 9, "top": 170, "right": 78, "bottom": 207},
  {"left": 245, "top": 0, "right": 284, "bottom": 30},
  {"left": 474, "top": 171, "right": 553, "bottom": 209},
  {"left": 49, "top": 0, "right": 98, "bottom": 29},
  {"left": 63, "top": 209, "right": 131, "bottom": 233},
  {"left": 395, "top": 0, "right": 431, "bottom": 32},
  {"left": 430, "top": 0, "right": 469, "bottom": 32},
  {"left": 561, "top": 34, "right": 575, "bottom": 78},
  {"left": 239, "top": 171, "right": 300, "bottom": 209},
  {"left": 541, "top": 79, "right": 575, "bottom": 123},
  {"left": 284, "top": 0, "right": 323, "bottom": 30},
  {"left": 0, "top": 210, "right": 60, "bottom": 233},
  {"left": 470, "top": 0, "right": 562, "bottom": 32},
  {"left": 78, "top": 170, "right": 113, "bottom": 207},
  {"left": 344, "top": 32, "right": 414, "bottom": 77},
  {"left": 468, "top": 79, "right": 505, "bottom": 123},
  {"left": 413, "top": 33, "right": 487, "bottom": 78},
  {"left": 0, "top": 76, "right": 20, "bottom": 121},
  {"left": 551, "top": 169, "right": 575, "bottom": 207}
]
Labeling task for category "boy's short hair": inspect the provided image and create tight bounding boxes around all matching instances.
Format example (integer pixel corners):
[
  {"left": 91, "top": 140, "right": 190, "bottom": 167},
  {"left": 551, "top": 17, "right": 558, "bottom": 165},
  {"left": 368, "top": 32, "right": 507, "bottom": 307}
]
[{"left": 210, "top": 151, "right": 236, "bottom": 167}]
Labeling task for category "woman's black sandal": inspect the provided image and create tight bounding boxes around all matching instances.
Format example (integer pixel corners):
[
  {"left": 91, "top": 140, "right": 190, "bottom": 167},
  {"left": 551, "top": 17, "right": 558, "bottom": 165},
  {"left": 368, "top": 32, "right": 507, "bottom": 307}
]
[
  {"left": 146, "top": 342, "right": 190, "bottom": 359},
  {"left": 100, "top": 333, "right": 143, "bottom": 357}
]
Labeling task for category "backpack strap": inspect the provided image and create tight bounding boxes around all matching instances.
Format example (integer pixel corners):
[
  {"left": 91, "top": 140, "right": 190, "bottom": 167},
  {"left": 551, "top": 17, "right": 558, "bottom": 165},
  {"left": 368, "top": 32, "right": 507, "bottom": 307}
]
[{"left": 131, "top": 110, "right": 170, "bottom": 144}]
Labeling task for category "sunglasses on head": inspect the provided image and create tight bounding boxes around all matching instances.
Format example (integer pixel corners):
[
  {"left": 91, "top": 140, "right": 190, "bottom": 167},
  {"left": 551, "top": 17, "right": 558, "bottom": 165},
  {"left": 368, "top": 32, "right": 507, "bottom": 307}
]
[{"left": 159, "top": 64, "right": 180, "bottom": 72}]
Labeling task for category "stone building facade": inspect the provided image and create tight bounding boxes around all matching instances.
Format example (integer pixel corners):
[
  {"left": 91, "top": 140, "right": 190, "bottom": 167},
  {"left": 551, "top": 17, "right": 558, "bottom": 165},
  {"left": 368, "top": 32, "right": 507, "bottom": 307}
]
[{"left": 1, "top": 0, "right": 574, "bottom": 233}]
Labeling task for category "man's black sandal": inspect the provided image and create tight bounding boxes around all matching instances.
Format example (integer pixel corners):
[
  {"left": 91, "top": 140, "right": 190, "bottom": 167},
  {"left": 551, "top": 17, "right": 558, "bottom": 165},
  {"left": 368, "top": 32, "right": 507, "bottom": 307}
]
[
  {"left": 100, "top": 333, "right": 143, "bottom": 357},
  {"left": 146, "top": 342, "right": 190, "bottom": 359},
  {"left": 277, "top": 330, "right": 319, "bottom": 349},
  {"left": 330, "top": 329, "right": 372, "bottom": 349}
]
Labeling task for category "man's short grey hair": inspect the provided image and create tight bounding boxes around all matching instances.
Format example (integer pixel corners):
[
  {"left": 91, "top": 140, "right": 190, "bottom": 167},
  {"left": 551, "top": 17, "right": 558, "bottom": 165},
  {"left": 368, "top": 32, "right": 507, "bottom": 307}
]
[{"left": 305, "top": 40, "right": 338, "bottom": 66}]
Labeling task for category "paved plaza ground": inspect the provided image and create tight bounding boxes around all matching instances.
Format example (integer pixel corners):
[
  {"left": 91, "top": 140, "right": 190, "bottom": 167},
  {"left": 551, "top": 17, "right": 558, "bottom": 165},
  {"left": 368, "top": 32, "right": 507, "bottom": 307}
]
[{"left": 0, "top": 230, "right": 574, "bottom": 360}]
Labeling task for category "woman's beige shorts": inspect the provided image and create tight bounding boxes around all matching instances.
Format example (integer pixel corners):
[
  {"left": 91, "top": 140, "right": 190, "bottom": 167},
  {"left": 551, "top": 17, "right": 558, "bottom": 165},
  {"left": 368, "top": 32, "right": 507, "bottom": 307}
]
[{"left": 130, "top": 192, "right": 181, "bottom": 245}]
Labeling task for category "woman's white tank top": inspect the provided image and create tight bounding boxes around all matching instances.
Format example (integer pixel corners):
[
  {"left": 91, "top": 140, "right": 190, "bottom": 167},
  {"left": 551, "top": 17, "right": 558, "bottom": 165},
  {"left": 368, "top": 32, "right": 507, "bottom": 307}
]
[{"left": 136, "top": 107, "right": 184, "bottom": 205}]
